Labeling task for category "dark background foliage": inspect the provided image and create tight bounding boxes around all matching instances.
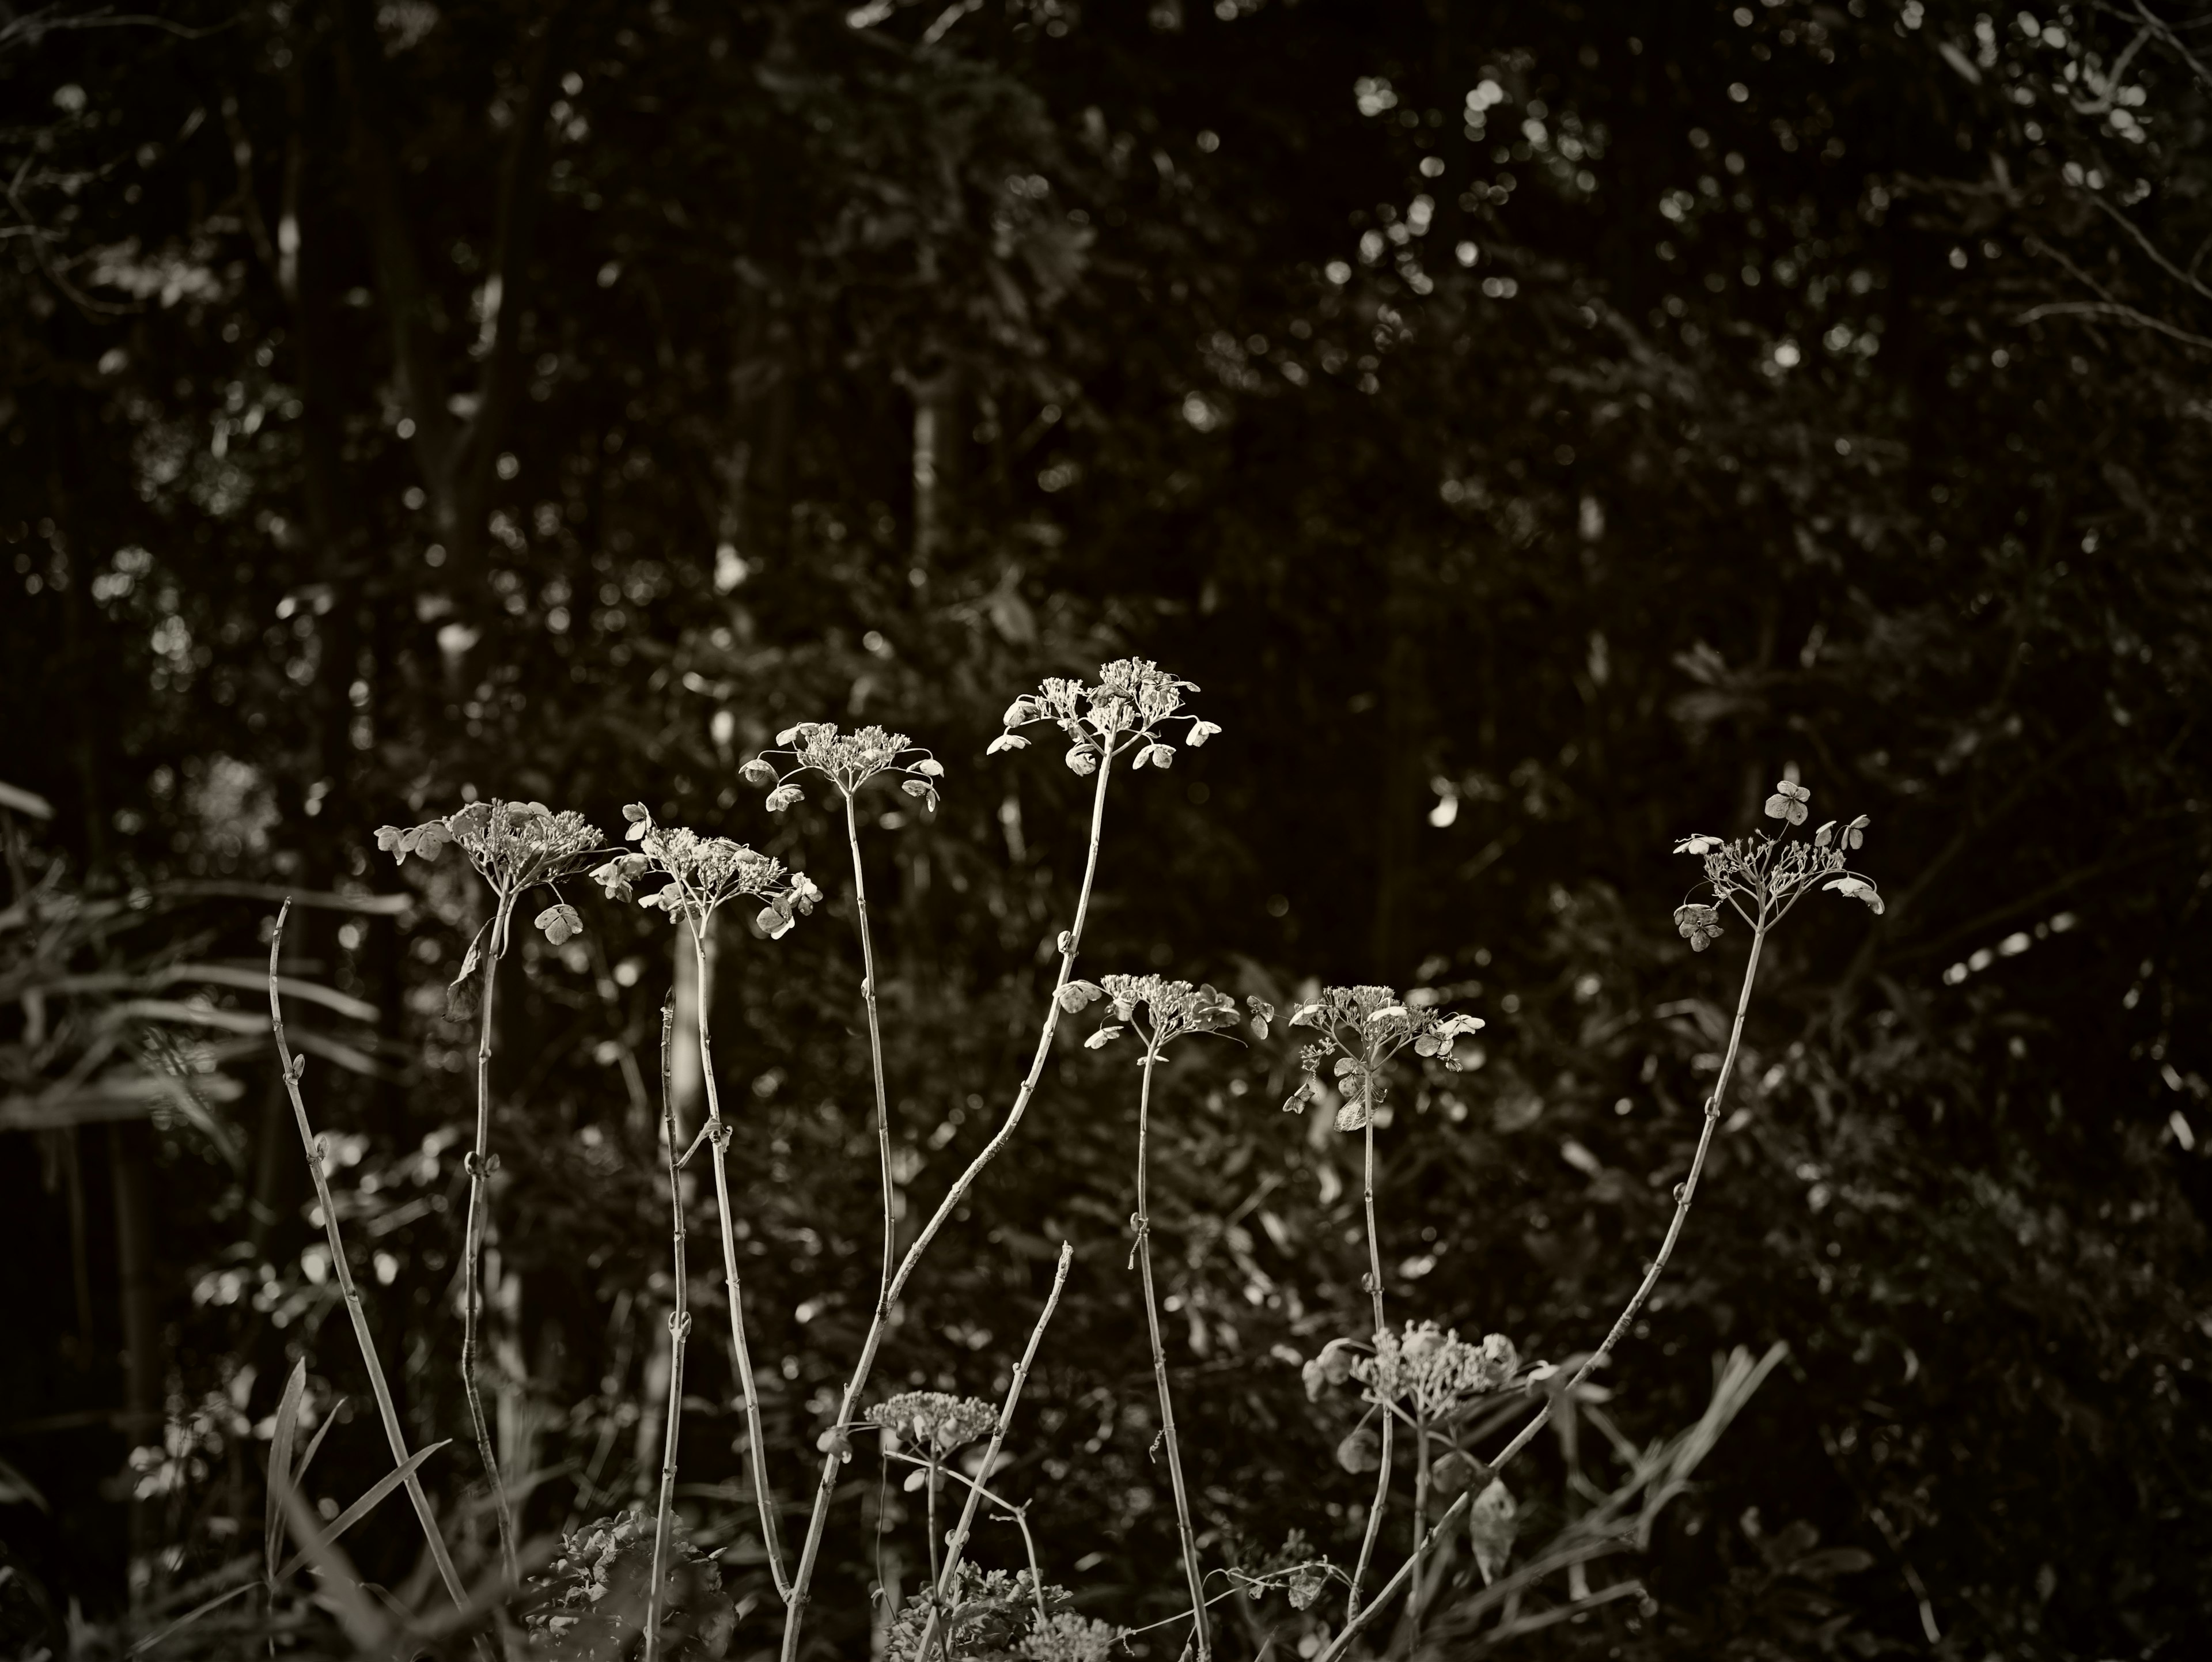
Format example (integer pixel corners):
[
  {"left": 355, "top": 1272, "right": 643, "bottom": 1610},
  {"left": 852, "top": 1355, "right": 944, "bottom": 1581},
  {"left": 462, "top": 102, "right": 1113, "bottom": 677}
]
[{"left": 4, "top": 0, "right": 2211, "bottom": 1656}]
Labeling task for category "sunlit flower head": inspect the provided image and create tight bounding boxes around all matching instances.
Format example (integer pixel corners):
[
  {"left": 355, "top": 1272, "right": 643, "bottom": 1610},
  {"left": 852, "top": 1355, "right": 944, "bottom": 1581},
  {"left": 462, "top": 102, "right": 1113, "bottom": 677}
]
[
  {"left": 988, "top": 657, "right": 1219, "bottom": 775},
  {"left": 741, "top": 722, "right": 943, "bottom": 813},
  {"left": 591, "top": 804, "right": 818, "bottom": 938}
]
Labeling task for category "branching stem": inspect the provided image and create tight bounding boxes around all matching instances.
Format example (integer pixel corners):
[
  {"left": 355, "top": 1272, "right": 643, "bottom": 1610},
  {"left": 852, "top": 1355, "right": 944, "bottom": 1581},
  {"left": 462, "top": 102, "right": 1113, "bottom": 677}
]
[
  {"left": 916, "top": 1242, "right": 1075, "bottom": 1662},
  {"left": 1317, "top": 915, "right": 1771, "bottom": 1660},
  {"left": 779, "top": 755, "right": 1115, "bottom": 1660}
]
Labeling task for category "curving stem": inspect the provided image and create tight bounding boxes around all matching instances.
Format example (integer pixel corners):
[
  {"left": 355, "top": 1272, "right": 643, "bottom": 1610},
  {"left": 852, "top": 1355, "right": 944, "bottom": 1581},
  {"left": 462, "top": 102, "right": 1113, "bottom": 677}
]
[
  {"left": 461, "top": 888, "right": 519, "bottom": 1587},
  {"left": 691, "top": 925, "right": 791, "bottom": 1600},
  {"left": 1317, "top": 913, "right": 1772, "bottom": 1660},
  {"left": 779, "top": 751, "right": 1116, "bottom": 1660},
  {"left": 1134, "top": 1040, "right": 1210, "bottom": 1660},
  {"left": 1345, "top": 1067, "right": 1392, "bottom": 1626},
  {"left": 646, "top": 1000, "right": 690, "bottom": 1662}
]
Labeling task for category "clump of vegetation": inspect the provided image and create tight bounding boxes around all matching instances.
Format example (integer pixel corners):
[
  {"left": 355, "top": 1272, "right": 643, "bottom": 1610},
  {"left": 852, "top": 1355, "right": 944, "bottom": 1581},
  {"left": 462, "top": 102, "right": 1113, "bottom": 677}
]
[{"left": 170, "top": 658, "right": 1886, "bottom": 1659}]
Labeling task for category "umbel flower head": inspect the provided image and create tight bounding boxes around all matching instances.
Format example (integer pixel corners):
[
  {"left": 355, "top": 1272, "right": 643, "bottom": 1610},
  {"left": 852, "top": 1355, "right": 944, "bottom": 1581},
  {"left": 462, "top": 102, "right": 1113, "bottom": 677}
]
[
  {"left": 1057, "top": 972, "right": 1272, "bottom": 1051},
  {"left": 864, "top": 1391, "right": 998, "bottom": 1457},
  {"left": 375, "top": 800, "right": 604, "bottom": 945},
  {"left": 1673, "top": 777, "right": 1883, "bottom": 942},
  {"left": 740, "top": 722, "right": 944, "bottom": 814},
  {"left": 590, "top": 804, "right": 820, "bottom": 939},
  {"left": 1304, "top": 1322, "right": 1521, "bottom": 1420},
  {"left": 1277, "top": 985, "right": 1485, "bottom": 1131},
  {"left": 987, "top": 657, "right": 1219, "bottom": 776}
]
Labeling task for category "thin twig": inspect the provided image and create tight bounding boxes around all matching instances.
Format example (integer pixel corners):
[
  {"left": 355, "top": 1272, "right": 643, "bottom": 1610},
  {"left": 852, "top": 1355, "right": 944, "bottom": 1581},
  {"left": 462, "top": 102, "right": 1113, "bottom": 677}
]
[
  {"left": 266, "top": 904, "right": 468, "bottom": 1608},
  {"left": 645, "top": 1000, "right": 689, "bottom": 1662},
  {"left": 916, "top": 1243, "right": 1075, "bottom": 1661},
  {"left": 781, "top": 754, "right": 1117, "bottom": 1659}
]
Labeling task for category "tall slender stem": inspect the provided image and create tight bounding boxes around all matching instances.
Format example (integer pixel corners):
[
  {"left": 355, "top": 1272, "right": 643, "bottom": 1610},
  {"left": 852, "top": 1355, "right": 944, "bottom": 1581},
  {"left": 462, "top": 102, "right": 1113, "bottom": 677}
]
[
  {"left": 1317, "top": 919, "right": 1772, "bottom": 1660},
  {"left": 266, "top": 905, "right": 469, "bottom": 1610},
  {"left": 917, "top": 1242, "right": 1075, "bottom": 1662},
  {"left": 646, "top": 1001, "right": 690, "bottom": 1662},
  {"left": 781, "top": 754, "right": 1116, "bottom": 1661},
  {"left": 1408, "top": 1406, "right": 1430, "bottom": 1642},
  {"left": 925, "top": 1453, "right": 943, "bottom": 1587},
  {"left": 1346, "top": 1072, "right": 1391, "bottom": 1625},
  {"left": 461, "top": 891, "right": 518, "bottom": 1587},
  {"left": 1134, "top": 1044, "right": 1210, "bottom": 1661},
  {"left": 844, "top": 793, "right": 898, "bottom": 1317},
  {"left": 691, "top": 925, "right": 791, "bottom": 1600}
]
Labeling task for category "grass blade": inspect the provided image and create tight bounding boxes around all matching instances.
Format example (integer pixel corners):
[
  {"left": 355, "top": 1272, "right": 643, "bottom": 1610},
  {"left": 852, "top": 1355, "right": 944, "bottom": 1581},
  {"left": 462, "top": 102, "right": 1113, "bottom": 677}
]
[{"left": 276, "top": 1439, "right": 452, "bottom": 1581}]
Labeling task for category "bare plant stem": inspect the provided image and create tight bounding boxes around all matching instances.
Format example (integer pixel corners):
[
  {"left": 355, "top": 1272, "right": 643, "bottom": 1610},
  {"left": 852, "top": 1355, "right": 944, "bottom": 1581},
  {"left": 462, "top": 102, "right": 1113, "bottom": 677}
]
[
  {"left": 780, "top": 756, "right": 1116, "bottom": 1660},
  {"left": 645, "top": 1001, "right": 689, "bottom": 1662},
  {"left": 918, "top": 1242, "right": 1075, "bottom": 1662},
  {"left": 844, "top": 793, "right": 897, "bottom": 1327},
  {"left": 1134, "top": 1044, "right": 1210, "bottom": 1661},
  {"left": 266, "top": 904, "right": 468, "bottom": 1610},
  {"left": 1346, "top": 1074, "right": 1392, "bottom": 1626},
  {"left": 926, "top": 1452, "right": 943, "bottom": 1587},
  {"left": 1317, "top": 918, "right": 1771, "bottom": 1660},
  {"left": 460, "top": 892, "right": 519, "bottom": 1587},
  {"left": 689, "top": 926, "right": 790, "bottom": 1600},
  {"left": 1408, "top": 1407, "right": 1430, "bottom": 1643}
]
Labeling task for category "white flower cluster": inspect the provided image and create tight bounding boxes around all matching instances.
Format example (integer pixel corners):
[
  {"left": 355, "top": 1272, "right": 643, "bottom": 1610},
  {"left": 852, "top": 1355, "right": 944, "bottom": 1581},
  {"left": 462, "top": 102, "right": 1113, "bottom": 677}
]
[
  {"left": 1018, "top": 1613, "right": 1123, "bottom": 1662},
  {"left": 865, "top": 1390, "right": 999, "bottom": 1456},
  {"left": 1306, "top": 1322, "right": 1519, "bottom": 1419},
  {"left": 376, "top": 800, "right": 605, "bottom": 945},
  {"left": 591, "top": 804, "right": 819, "bottom": 938},
  {"left": 1673, "top": 777, "right": 1882, "bottom": 939},
  {"left": 987, "top": 657, "right": 1219, "bottom": 775},
  {"left": 741, "top": 721, "right": 945, "bottom": 813},
  {"left": 1058, "top": 973, "right": 1270, "bottom": 1051},
  {"left": 1279, "top": 984, "right": 1485, "bottom": 1130}
]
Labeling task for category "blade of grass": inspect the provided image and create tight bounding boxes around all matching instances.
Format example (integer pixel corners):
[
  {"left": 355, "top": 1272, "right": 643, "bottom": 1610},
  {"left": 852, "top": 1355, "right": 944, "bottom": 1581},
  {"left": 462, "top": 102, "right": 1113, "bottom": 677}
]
[{"left": 275, "top": 1441, "right": 452, "bottom": 1580}]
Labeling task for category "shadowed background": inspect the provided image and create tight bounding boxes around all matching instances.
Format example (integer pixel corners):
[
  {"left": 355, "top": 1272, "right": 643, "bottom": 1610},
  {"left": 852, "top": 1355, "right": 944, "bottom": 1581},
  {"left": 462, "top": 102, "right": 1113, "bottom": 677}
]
[{"left": 3, "top": 0, "right": 2211, "bottom": 1656}]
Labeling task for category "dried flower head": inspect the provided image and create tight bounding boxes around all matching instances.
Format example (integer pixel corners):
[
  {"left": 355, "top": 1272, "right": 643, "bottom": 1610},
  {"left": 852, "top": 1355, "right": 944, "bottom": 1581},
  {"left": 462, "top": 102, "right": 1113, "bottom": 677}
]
[
  {"left": 1277, "top": 985, "right": 1485, "bottom": 1129},
  {"left": 987, "top": 657, "right": 1218, "bottom": 775},
  {"left": 742, "top": 721, "right": 944, "bottom": 813},
  {"left": 590, "top": 804, "right": 819, "bottom": 939},
  {"left": 1018, "top": 1614, "right": 1123, "bottom": 1662},
  {"left": 1673, "top": 778, "right": 1883, "bottom": 930},
  {"left": 1349, "top": 1321, "right": 1521, "bottom": 1419},
  {"left": 1060, "top": 972, "right": 1262, "bottom": 1051},
  {"left": 865, "top": 1390, "right": 998, "bottom": 1457},
  {"left": 375, "top": 800, "right": 604, "bottom": 945}
]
